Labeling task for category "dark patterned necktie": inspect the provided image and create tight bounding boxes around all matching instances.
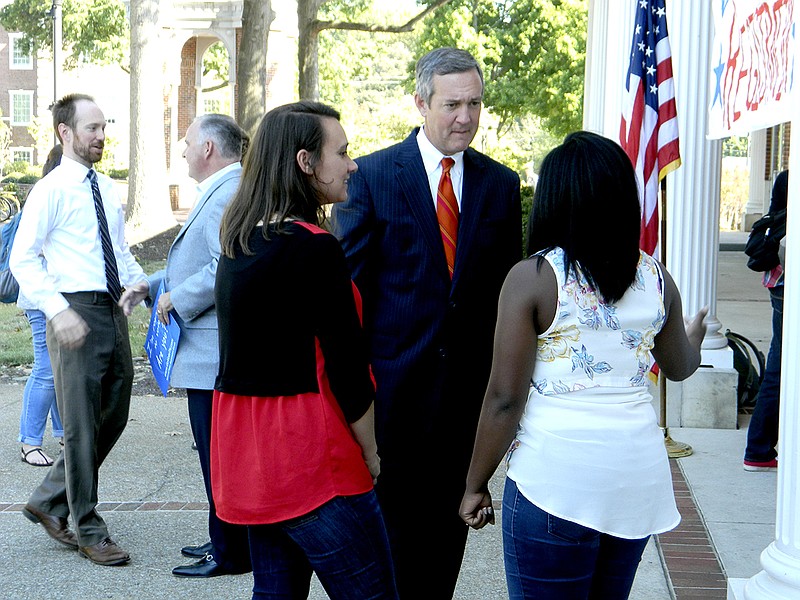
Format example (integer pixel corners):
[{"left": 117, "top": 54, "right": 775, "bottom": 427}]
[{"left": 87, "top": 169, "right": 123, "bottom": 302}]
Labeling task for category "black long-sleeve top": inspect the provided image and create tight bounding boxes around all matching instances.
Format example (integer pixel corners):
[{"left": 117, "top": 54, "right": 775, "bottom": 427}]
[{"left": 214, "top": 222, "right": 374, "bottom": 423}]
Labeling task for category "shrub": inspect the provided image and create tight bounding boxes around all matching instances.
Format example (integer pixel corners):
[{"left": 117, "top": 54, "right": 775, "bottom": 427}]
[
  {"left": 521, "top": 184, "right": 534, "bottom": 255},
  {"left": 3, "top": 160, "right": 30, "bottom": 175},
  {"left": 1, "top": 173, "right": 22, "bottom": 184}
]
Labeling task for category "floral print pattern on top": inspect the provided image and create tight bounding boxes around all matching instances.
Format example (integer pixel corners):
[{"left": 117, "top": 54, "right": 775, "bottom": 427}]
[{"left": 532, "top": 249, "right": 665, "bottom": 395}]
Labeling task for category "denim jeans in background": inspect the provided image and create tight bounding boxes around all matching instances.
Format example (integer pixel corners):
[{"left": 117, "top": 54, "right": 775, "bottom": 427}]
[
  {"left": 18, "top": 309, "right": 63, "bottom": 445},
  {"left": 745, "top": 285, "right": 783, "bottom": 462},
  {"left": 248, "top": 490, "right": 398, "bottom": 599},
  {"left": 502, "top": 478, "right": 649, "bottom": 600}
]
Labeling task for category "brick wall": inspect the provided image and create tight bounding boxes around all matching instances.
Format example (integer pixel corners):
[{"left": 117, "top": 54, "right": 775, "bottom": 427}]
[
  {"left": 178, "top": 37, "right": 198, "bottom": 141},
  {"left": 0, "top": 27, "right": 39, "bottom": 164}
]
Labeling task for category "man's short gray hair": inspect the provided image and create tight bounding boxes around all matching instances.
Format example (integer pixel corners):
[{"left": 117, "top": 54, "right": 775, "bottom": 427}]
[
  {"left": 415, "top": 47, "right": 484, "bottom": 105},
  {"left": 195, "top": 114, "right": 245, "bottom": 160}
]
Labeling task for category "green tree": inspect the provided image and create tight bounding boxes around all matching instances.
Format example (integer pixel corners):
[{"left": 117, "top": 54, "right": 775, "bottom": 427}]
[
  {"left": 298, "top": 0, "right": 453, "bottom": 100},
  {"left": 418, "top": 0, "right": 587, "bottom": 138},
  {"left": 0, "top": 0, "right": 128, "bottom": 68},
  {"left": 317, "top": 3, "right": 422, "bottom": 155}
]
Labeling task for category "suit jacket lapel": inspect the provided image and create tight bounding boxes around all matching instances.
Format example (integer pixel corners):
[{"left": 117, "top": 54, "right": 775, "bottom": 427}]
[
  {"left": 173, "top": 168, "right": 239, "bottom": 248},
  {"left": 395, "top": 131, "right": 450, "bottom": 279},
  {"left": 455, "top": 149, "right": 489, "bottom": 282}
]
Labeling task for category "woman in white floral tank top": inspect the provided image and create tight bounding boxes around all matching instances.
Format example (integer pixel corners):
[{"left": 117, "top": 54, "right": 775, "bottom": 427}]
[{"left": 459, "top": 131, "right": 707, "bottom": 600}]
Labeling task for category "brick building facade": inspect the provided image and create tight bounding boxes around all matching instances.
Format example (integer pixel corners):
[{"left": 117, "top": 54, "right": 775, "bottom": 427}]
[{"left": 0, "top": 25, "right": 38, "bottom": 165}]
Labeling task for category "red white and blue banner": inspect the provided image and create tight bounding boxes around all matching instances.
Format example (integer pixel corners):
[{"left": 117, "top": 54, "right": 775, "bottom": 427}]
[
  {"left": 620, "top": 0, "right": 681, "bottom": 258},
  {"left": 708, "top": 0, "right": 795, "bottom": 139}
]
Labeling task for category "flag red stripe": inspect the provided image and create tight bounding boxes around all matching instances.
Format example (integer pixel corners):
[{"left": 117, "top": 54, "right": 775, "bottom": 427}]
[{"left": 619, "top": 0, "right": 681, "bottom": 258}]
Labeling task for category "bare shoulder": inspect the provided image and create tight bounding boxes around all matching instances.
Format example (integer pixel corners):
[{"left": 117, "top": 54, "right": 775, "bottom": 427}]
[{"left": 501, "top": 256, "right": 558, "bottom": 333}]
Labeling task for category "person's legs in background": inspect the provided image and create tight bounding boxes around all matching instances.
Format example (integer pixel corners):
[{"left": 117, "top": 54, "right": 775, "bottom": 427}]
[
  {"left": 181, "top": 388, "right": 251, "bottom": 573},
  {"left": 18, "top": 309, "right": 63, "bottom": 466},
  {"left": 744, "top": 286, "right": 783, "bottom": 469}
]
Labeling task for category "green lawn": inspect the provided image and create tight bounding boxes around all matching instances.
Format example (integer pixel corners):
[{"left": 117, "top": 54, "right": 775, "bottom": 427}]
[{"left": 0, "top": 258, "right": 165, "bottom": 366}]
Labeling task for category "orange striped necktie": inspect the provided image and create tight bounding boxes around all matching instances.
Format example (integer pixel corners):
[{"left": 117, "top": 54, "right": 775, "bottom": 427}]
[{"left": 436, "top": 157, "right": 458, "bottom": 279}]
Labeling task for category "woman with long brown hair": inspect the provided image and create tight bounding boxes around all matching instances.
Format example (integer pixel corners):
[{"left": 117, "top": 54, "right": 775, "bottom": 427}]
[{"left": 212, "top": 101, "right": 397, "bottom": 599}]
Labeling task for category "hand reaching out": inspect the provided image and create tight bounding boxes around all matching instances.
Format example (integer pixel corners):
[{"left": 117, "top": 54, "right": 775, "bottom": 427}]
[{"left": 685, "top": 306, "right": 708, "bottom": 351}]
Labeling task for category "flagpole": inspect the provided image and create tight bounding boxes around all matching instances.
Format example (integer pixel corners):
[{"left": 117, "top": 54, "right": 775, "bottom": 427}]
[{"left": 659, "top": 178, "right": 693, "bottom": 458}]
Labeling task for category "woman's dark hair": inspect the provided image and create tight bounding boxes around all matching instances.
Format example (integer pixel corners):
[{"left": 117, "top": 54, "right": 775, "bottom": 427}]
[
  {"left": 220, "top": 101, "right": 340, "bottom": 258},
  {"left": 769, "top": 169, "right": 788, "bottom": 213},
  {"left": 527, "top": 131, "right": 642, "bottom": 304},
  {"left": 42, "top": 144, "right": 62, "bottom": 177}
]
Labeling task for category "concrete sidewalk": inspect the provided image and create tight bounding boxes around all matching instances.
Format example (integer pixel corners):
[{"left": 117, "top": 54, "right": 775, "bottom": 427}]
[{"left": 0, "top": 249, "right": 777, "bottom": 599}]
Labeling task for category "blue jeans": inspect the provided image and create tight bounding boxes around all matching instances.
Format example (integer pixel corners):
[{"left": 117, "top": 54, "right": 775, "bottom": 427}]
[
  {"left": 745, "top": 286, "right": 783, "bottom": 462},
  {"left": 18, "top": 309, "right": 63, "bottom": 445},
  {"left": 502, "top": 478, "right": 649, "bottom": 600},
  {"left": 248, "top": 491, "right": 398, "bottom": 599}
]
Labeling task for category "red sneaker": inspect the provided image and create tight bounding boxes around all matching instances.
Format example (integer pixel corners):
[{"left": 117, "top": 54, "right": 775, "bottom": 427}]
[{"left": 743, "top": 458, "right": 778, "bottom": 472}]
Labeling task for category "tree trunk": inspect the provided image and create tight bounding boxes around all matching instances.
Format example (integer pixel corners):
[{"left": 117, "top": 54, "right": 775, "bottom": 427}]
[
  {"left": 237, "top": 0, "right": 275, "bottom": 135},
  {"left": 297, "top": 0, "right": 325, "bottom": 100},
  {"left": 126, "top": 0, "right": 175, "bottom": 238}
]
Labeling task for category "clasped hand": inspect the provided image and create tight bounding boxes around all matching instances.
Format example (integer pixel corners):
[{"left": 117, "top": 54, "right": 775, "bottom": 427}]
[{"left": 459, "top": 490, "right": 495, "bottom": 530}]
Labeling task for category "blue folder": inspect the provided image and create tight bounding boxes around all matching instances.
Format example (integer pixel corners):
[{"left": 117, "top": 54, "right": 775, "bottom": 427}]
[{"left": 144, "top": 282, "right": 181, "bottom": 397}]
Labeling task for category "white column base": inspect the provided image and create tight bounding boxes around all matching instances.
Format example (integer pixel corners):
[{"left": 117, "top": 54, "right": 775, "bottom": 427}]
[
  {"left": 728, "top": 578, "right": 746, "bottom": 599},
  {"left": 666, "top": 366, "right": 739, "bottom": 429},
  {"left": 702, "top": 345, "right": 734, "bottom": 369},
  {"left": 732, "top": 543, "right": 800, "bottom": 599}
]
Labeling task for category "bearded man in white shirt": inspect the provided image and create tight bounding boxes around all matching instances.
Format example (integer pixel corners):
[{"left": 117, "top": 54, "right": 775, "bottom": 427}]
[{"left": 10, "top": 93, "right": 148, "bottom": 567}]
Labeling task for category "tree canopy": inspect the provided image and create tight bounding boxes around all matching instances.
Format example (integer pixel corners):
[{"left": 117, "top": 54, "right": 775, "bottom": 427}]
[
  {"left": 0, "top": 0, "right": 128, "bottom": 68},
  {"left": 417, "top": 0, "right": 587, "bottom": 138}
]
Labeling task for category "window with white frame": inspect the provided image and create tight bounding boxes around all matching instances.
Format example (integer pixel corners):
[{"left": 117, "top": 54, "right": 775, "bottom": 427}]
[
  {"left": 10, "top": 147, "right": 33, "bottom": 165},
  {"left": 8, "top": 33, "right": 33, "bottom": 70},
  {"left": 9, "top": 91, "right": 33, "bottom": 125},
  {"left": 203, "top": 98, "right": 222, "bottom": 114}
]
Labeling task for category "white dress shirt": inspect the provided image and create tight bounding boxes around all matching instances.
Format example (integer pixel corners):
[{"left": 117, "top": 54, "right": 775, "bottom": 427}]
[
  {"left": 195, "top": 161, "right": 241, "bottom": 200},
  {"left": 10, "top": 155, "right": 145, "bottom": 320},
  {"left": 416, "top": 127, "right": 465, "bottom": 211}
]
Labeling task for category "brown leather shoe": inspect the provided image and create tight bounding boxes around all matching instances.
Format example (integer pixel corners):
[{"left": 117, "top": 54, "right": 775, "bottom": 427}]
[
  {"left": 79, "top": 537, "right": 131, "bottom": 566},
  {"left": 22, "top": 504, "right": 78, "bottom": 548}
]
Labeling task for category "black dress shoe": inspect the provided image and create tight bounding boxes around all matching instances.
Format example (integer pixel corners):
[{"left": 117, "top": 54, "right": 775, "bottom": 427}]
[
  {"left": 172, "top": 554, "right": 228, "bottom": 578},
  {"left": 181, "top": 540, "right": 212, "bottom": 558}
]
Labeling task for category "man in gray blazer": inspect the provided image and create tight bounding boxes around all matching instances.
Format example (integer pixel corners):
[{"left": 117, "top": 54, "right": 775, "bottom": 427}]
[{"left": 120, "top": 114, "right": 250, "bottom": 578}]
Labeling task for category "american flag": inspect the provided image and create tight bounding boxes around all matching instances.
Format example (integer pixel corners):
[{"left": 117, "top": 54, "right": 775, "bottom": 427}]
[{"left": 620, "top": 0, "right": 681, "bottom": 257}]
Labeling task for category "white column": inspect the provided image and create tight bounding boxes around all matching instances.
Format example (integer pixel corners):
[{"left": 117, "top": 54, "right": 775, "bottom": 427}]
[
  {"left": 747, "top": 130, "right": 768, "bottom": 217},
  {"left": 665, "top": 0, "right": 727, "bottom": 352},
  {"left": 583, "top": 0, "right": 634, "bottom": 139},
  {"left": 586, "top": 0, "right": 737, "bottom": 428},
  {"left": 729, "top": 16, "right": 800, "bottom": 600},
  {"left": 583, "top": 0, "right": 609, "bottom": 133},
  {"left": 659, "top": 1, "right": 740, "bottom": 430}
]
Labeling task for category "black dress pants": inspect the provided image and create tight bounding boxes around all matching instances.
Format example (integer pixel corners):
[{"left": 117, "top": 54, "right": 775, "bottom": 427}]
[{"left": 187, "top": 388, "right": 251, "bottom": 572}]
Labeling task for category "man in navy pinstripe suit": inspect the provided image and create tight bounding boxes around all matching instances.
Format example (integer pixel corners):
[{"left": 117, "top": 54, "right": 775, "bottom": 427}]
[{"left": 332, "top": 48, "right": 522, "bottom": 599}]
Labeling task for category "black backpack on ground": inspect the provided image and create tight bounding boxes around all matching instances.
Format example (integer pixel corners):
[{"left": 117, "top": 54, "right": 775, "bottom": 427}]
[
  {"left": 745, "top": 208, "right": 786, "bottom": 272},
  {"left": 725, "top": 330, "right": 765, "bottom": 413}
]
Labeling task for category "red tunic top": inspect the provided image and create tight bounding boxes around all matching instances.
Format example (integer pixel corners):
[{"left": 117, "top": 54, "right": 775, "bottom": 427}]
[{"left": 211, "top": 222, "right": 374, "bottom": 525}]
